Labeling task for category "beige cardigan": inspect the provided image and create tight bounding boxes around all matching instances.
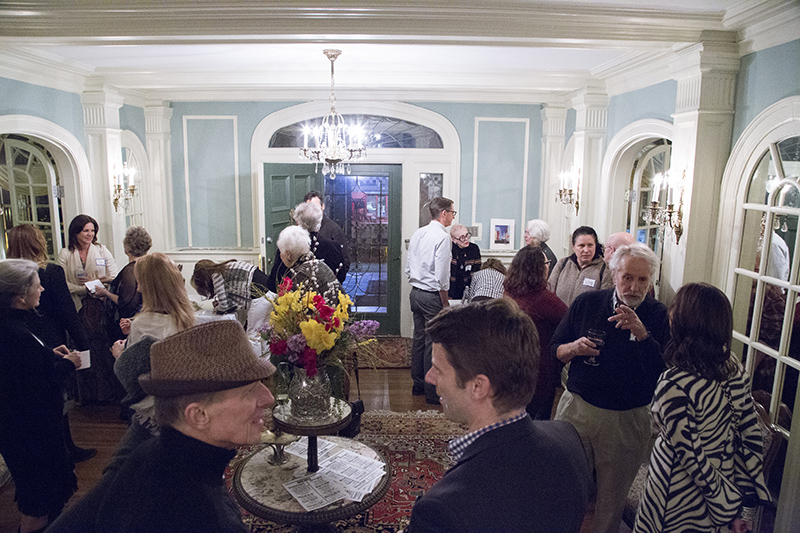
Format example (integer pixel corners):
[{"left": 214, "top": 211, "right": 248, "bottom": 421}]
[{"left": 59, "top": 243, "right": 118, "bottom": 311}]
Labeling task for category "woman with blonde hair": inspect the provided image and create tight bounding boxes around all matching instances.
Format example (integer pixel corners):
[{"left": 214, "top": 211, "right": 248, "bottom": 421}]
[
  {"left": 105, "top": 252, "right": 195, "bottom": 475},
  {"left": 125, "top": 252, "right": 194, "bottom": 344}
]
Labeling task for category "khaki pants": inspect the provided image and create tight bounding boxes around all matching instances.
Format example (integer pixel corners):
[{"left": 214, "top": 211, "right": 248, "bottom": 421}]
[{"left": 556, "top": 390, "right": 651, "bottom": 533}]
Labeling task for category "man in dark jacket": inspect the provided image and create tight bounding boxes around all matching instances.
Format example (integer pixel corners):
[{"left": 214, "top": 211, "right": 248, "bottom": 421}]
[
  {"left": 305, "top": 190, "right": 351, "bottom": 275},
  {"left": 48, "top": 320, "right": 275, "bottom": 533},
  {"left": 407, "top": 299, "right": 592, "bottom": 533}
]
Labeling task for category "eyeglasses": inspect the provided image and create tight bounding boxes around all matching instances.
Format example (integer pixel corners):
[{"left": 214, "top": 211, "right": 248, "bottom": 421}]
[
  {"left": 455, "top": 233, "right": 471, "bottom": 242},
  {"left": 446, "top": 209, "right": 457, "bottom": 216}
]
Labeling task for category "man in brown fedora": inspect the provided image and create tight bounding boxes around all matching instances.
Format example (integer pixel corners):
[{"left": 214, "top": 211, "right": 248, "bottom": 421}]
[{"left": 49, "top": 320, "right": 275, "bottom": 532}]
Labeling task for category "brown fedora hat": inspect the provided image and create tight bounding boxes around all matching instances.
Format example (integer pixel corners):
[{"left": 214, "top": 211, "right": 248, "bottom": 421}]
[{"left": 139, "top": 320, "right": 275, "bottom": 398}]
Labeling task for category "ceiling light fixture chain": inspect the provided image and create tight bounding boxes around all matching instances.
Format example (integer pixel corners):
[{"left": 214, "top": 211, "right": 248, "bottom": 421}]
[{"left": 299, "top": 49, "right": 366, "bottom": 179}]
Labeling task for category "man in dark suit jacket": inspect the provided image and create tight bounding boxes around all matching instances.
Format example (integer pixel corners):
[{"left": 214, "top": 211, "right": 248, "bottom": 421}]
[
  {"left": 407, "top": 299, "right": 593, "bottom": 533},
  {"left": 305, "top": 190, "right": 351, "bottom": 275}
]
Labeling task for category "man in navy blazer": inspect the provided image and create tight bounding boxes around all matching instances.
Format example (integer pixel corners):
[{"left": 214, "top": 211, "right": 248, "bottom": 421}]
[{"left": 407, "top": 298, "right": 593, "bottom": 533}]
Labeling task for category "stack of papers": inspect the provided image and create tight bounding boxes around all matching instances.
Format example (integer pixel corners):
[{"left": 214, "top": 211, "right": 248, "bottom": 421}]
[{"left": 283, "top": 438, "right": 387, "bottom": 511}]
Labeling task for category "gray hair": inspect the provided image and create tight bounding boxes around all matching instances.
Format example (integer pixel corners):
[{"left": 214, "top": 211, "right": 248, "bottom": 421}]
[
  {"left": 609, "top": 243, "right": 658, "bottom": 279},
  {"left": 450, "top": 223, "right": 467, "bottom": 236},
  {"left": 525, "top": 219, "right": 550, "bottom": 245},
  {"left": 277, "top": 225, "right": 311, "bottom": 262},
  {"left": 0, "top": 258, "right": 39, "bottom": 312},
  {"left": 293, "top": 201, "right": 323, "bottom": 233},
  {"left": 123, "top": 226, "right": 153, "bottom": 257}
]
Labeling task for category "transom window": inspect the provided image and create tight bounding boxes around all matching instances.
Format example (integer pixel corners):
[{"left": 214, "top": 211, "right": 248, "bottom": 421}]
[{"left": 269, "top": 115, "right": 444, "bottom": 149}]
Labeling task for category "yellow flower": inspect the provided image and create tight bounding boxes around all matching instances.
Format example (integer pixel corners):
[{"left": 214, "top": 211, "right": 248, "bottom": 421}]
[
  {"left": 337, "top": 291, "right": 353, "bottom": 308},
  {"left": 300, "top": 320, "right": 337, "bottom": 352}
]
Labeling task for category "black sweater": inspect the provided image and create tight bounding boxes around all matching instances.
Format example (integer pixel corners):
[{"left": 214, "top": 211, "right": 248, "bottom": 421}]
[{"left": 550, "top": 288, "right": 669, "bottom": 411}]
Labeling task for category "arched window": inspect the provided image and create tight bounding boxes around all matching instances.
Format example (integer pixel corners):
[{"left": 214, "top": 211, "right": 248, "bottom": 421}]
[
  {"left": 730, "top": 135, "right": 799, "bottom": 523},
  {"left": 627, "top": 139, "right": 672, "bottom": 254},
  {"left": 269, "top": 114, "right": 444, "bottom": 149},
  {"left": 122, "top": 146, "right": 143, "bottom": 228},
  {"left": 0, "top": 134, "right": 64, "bottom": 259}
]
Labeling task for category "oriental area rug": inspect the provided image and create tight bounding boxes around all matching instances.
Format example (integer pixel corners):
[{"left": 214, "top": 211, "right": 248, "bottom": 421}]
[{"left": 226, "top": 410, "right": 466, "bottom": 532}]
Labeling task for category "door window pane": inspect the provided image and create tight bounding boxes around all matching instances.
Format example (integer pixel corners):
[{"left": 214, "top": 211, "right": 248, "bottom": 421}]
[{"left": 419, "top": 172, "right": 443, "bottom": 227}]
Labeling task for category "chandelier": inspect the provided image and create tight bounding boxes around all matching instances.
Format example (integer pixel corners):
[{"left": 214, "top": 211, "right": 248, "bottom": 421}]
[
  {"left": 556, "top": 166, "right": 580, "bottom": 215},
  {"left": 642, "top": 169, "right": 685, "bottom": 244},
  {"left": 112, "top": 162, "right": 137, "bottom": 212},
  {"left": 299, "top": 49, "right": 366, "bottom": 179}
]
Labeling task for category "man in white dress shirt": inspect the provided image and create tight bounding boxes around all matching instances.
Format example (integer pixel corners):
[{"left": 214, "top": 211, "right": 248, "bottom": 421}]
[{"left": 405, "top": 197, "right": 456, "bottom": 404}]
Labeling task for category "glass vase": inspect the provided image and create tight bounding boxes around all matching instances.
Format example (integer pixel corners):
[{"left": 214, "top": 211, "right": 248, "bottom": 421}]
[{"left": 288, "top": 367, "right": 331, "bottom": 421}]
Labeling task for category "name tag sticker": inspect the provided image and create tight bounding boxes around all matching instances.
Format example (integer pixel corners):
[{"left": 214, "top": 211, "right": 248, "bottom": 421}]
[
  {"left": 95, "top": 258, "right": 106, "bottom": 267},
  {"left": 582, "top": 278, "right": 596, "bottom": 288}
]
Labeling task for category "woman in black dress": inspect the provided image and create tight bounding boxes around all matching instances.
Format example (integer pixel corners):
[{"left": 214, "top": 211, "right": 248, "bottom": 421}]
[
  {"left": 7, "top": 224, "right": 95, "bottom": 462},
  {"left": 0, "top": 259, "right": 82, "bottom": 532}
]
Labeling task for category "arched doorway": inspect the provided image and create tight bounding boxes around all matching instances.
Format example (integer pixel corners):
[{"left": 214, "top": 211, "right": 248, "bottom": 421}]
[
  {"left": 251, "top": 102, "right": 461, "bottom": 337},
  {"left": 716, "top": 96, "right": 800, "bottom": 531}
]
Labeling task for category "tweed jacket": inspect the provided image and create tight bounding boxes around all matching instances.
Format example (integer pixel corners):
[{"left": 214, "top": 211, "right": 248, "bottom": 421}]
[{"left": 408, "top": 416, "right": 592, "bottom": 533}]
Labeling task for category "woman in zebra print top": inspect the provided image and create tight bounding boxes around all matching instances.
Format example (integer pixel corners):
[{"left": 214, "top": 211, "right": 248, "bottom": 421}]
[{"left": 634, "top": 283, "right": 770, "bottom": 533}]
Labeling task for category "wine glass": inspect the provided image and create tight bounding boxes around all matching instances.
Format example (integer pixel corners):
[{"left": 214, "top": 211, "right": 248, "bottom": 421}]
[{"left": 584, "top": 329, "right": 605, "bottom": 366}]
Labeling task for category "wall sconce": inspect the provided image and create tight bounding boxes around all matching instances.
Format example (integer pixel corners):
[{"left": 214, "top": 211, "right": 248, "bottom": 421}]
[
  {"left": 642, "top": 169, "right": 685, "bottom": 245},
  {"left": 112, "top": 162, "right": 137, "bottom": 212},
  {"left": 556, "top": 166, "right": 580, "bottom": 215}
]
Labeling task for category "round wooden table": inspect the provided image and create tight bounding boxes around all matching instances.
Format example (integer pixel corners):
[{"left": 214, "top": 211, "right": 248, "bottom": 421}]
[{"left": 232, "top": 436, "right": 391, "bottom": 529}]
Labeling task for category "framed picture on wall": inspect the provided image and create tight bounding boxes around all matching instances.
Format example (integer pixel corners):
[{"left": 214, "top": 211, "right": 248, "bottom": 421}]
[{"left": 490, "top": 218, "right": 515, "bottom": 251}]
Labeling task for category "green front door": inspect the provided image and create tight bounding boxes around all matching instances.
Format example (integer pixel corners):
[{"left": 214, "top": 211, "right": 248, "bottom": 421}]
[
  {"left": 263, "top": 163, "right": 402, "bottom": 334},
  {"left": 263, "top": 163, "right": 322, "bottom": 273}
]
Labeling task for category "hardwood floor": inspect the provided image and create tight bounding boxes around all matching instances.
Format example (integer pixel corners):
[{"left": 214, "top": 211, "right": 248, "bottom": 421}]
[{"left": 0, "top": 368, "right": 437, "bottom": 532}]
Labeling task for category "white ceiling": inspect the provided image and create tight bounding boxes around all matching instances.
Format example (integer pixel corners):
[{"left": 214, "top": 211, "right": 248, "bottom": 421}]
[{"left": 0, "top": 1, "right": 795, "bottom": 103}]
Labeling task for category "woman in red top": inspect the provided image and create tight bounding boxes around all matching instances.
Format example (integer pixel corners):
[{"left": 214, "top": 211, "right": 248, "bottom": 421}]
[{"left": 504, "top": 246, "right": 568, "bottom": 419}]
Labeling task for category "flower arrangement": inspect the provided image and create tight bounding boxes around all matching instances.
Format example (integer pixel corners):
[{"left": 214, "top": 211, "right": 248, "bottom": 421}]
[{"left": 260, "top": 277, "right": 380, "bottom": 398}]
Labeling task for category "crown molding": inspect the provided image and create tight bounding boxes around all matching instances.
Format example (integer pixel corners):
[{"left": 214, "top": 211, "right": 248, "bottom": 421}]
[
  {"left": 0, "top": 1, "right": 725, "bottom": 46},
  {"left": 593, "top": 50, "right": 676, "bottom": 97},
  {"left": 724, "top": 0, "right": 800, "bottom": 56},
  {"left": 0, "top": 46, "right": 91, "bottom": 94}
]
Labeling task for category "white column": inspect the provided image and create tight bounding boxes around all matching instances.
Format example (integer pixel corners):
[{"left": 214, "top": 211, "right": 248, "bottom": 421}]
[
  {"left": 571, "top": 83, "right": 609, "bottom": 237},
  {"left": 662, "top": 32, "right": 740, "bottom": 301},
  {"left": 80, "top": 80, "right": 125, "bottom": 261},
  {"left": 144, "top": 101, "right": 174, "bottom": 251},
  {"left": 540, "top": 103, "right": 568, "bottom": 255}
]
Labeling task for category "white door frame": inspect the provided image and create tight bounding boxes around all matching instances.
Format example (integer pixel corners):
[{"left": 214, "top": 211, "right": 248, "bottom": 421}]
[{"left": 250, "top": 101, "right": 461, "bottom": 337}]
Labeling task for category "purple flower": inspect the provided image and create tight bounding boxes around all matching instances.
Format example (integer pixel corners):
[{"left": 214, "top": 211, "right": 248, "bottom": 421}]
[
  {"left": 287, "top": 334, "right": 307, "bottom": 354},
  {"left": 347, "top": 320, "right": 380, "bottom": 341}
]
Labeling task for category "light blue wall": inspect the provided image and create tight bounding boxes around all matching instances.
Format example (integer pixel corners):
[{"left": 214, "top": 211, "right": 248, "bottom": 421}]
[
  {"left": 606, "top": 80, "right": 677, "bottom": 144},
  {"left": 120, "top": 104, "right": 146, "bottom": 147},
  {"left": 733, "top": 39, "right": 800, "bottom": 146},
  {"left": 169, "top": 101, "right": 301, "bottom": 248},
  {"left": 409, "top": 102, "right": 543, "bottom": 249},
  {"left": 565, "top": 108, "right": 576, "bottom": 144},
  {"left": 0, "top": 77, "right": 85, "bottom": 149}
]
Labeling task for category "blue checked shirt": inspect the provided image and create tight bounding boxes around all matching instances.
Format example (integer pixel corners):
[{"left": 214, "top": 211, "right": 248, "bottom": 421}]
[{"left": 448, "top": 411, "right": 529, "bottom": 462}]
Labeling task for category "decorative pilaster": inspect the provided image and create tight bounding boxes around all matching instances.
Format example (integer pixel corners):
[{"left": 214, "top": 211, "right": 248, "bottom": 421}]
[
  {"left": 571, "top": 83, "right": 608, "bottom": 235},
  {"left": 662, "top": 31, "right": 740, "bottom": 299},
  {"left": 144, "top": 101, "right": 174, "bottom": 251},
  {"left": 540, "top": 103, "right": 568, "bottom": 255},
  {"left": 81, "top": 79, "right": 125, "bottom": 259}
]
